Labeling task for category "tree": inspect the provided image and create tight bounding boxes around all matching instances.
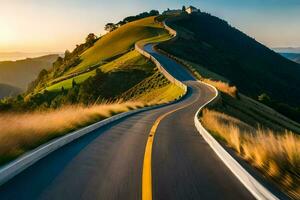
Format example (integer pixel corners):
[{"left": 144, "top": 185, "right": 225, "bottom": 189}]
[
  {"left": 258, "top": 93, "right": 271, "bottom": 104},
  {"left": 149, "top": 10, "right": 159, "bottom": 16},
  {"left": 37, "top": 69, "right": 48, "bottom": 80},
  {"left": 182, "top": 6, "right": 186, "bottom": 12},
  {"left": 64, "top": 50, "right": 71, "bottom": 60},
  {"left": 105, "top": 23, "right": 117, "bottom": 32},
  {"left": 72, "top": 79, "right": 77, "bottom": 88},
  {"left": 85, "top": 33, "right": 97, "bottom": 46}
]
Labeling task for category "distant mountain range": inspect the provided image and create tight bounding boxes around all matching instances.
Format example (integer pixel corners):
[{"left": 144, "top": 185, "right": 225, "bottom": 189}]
[
  {"left": 279, "top": 53, "right": 300, "bottom": 64},
  {"left": 0, "top": 52, "right": 62, "bottom": 61},
  {"left": 273, "top": 47, "right": 300, "bottom": 53},
  {"left": 0, "top": 83, "right": 22, "bottom": 99},
  {"left": 0, "top": 54, "right": 59, "bottom": 95}
]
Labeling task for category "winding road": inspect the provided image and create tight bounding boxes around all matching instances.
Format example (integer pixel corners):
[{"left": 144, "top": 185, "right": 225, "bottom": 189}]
[{"left": 0, "top": 44, "right": 255, "bottom": 200}]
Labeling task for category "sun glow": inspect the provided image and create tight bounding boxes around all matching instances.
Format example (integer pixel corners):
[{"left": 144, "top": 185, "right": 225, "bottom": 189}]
[{"left": 0, "top": 16, "right": 19, "bottom": 51}]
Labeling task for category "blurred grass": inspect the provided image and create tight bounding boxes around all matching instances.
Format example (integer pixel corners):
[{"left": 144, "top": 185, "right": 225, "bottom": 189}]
[
  {"left": 201, "top": 109, "right": 300, "bottom": 199},
  {"left": 0, "top": 102, "right": 145, "bottom": 165}
]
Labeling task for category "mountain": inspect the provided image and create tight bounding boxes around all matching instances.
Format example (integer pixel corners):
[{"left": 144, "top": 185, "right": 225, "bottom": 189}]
[
  {"left": 158, "top": 13, "right": 300, "bottom": 108},
  {"left": 273, "top": 47, "right": 300, "bottom": 53},
  {"left": 0, "top": 52, "right": 62, "bottom": 62},
  {"left": 0, "top": 54, "right": 59, "bottom": 91},
  {"left": 279, "top": 53, "right": 300, "bottom": 64},
  {"left": 0, "top": 83, "right": 22, "bottom": 99}
]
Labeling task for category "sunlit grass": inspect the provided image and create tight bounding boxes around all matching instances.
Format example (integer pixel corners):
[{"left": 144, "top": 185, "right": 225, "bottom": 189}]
[
  {"left": 203, "top": 79, "right": 237, "bottom": 97},
  {"left": 0, "top": 101, "right": 145, "bottom": 165},
  {"left": 69, "top": 16, "right": 166, "bottom": 74},
  {"left": 201, "top": 109, "right": 300, "bottom": 199}
]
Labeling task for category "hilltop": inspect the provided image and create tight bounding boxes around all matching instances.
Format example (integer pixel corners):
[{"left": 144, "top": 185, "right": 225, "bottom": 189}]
[{"left": 158, "top": 12, "right": 300, "bottom": 122}]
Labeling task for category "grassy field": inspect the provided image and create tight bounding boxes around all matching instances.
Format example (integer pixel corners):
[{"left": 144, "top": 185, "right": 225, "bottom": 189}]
[
  {"left": 67, "top": 16, "right": 166, "bottom": 74},
  {"left": 0, "top": 102, "right": 146, "bottom": 165},
  {"left": 201, "top": 109, "right": 300, "bottom": 199},
  {"left": 40, "top": 15, "right": 185, "bottom": 108},
  {"left": 45, "top": 16, "right": 169, "bottom": 92},
  {"left": 46, "top": 50, "right": 152, "bottom": 92}
]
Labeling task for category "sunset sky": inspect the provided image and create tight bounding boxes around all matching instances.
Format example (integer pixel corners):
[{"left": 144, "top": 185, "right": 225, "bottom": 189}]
[{"left": 1, "top": 0, "right": 300, "bottom": 52}]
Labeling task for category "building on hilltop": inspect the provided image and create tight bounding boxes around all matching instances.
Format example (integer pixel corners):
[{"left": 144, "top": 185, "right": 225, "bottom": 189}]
[
  {"left": 162, "top": 6, "right": 200, "bottom": 15},
  {"left": 186, "top": 6, "right": 200, "bottom": 14},
  {"left": 162, "top": 8, "right": 182, "bottom": 15}
]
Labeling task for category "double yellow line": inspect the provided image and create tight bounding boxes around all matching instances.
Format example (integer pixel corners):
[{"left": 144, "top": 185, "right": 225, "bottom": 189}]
[{"left": 142, "top": 98, "right": 198, "bottom": 200}]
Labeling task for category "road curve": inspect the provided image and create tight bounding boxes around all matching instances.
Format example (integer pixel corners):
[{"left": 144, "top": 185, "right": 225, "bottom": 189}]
[{"left": 0, "top": 45, "right": 254, "bottom": 200}]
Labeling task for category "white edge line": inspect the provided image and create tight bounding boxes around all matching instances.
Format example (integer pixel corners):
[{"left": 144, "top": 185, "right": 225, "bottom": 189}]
[
  {"left": 0, "top": 106, "right": 153, "bottom": 185},
  {"left": 163, "top": 18, "right": 279, "bottom": 200},
  {"left": 194, "top": 81, "right": 279, "bottom": 200}
]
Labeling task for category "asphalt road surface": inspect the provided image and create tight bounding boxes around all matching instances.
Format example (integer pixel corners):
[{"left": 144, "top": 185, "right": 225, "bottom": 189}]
[{"left": 0, "top": 44, "right": 254, "bottom": 200}]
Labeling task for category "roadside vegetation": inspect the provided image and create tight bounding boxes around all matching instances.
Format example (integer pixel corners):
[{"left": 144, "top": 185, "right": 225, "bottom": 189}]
[
  {"left": 0, "top": 102, "right": 146, "bottom": 166},
  {"left": 177, "top": 53, "right": 300, "bottom": 198},
  {"left": 202, "top": 79, "right": 237, "bottom": 98},
  {"left": 201, "top": 109, "right": 300, "bottom": 199}
]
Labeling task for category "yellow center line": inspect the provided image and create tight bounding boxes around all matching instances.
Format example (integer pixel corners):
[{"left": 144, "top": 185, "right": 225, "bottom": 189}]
[{"left": 142, "top": 97, "right": 199, "bottom": 200}]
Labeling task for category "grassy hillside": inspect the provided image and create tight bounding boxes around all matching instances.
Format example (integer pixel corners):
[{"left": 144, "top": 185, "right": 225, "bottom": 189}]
[
  {"left": 0, "top": 83, "right": 22, "bottom": 99},
  {"left": 67, "top": 16, "right": 165, "bottom": 74},
  {"left": 1, "top": 15, "right": 183, "bottom": 111},
  {"left": 46, "top": 50, "right": 152, "bottom": 91},
  {"left": 34, "top": 16, "right": 169, "bottom": 93},
  {"left": 158, "top": 13, "right": 300, "bottom": 108},
  {"left": 280, "top": 53, "right": 300, "bottom": 64},
  {"left": 0, "top": 54, "right": 58, "bottom": 90}
]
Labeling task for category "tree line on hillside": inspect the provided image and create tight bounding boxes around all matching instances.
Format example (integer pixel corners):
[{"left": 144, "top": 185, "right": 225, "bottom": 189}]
[
  {"left": 258, "top": 93, "right": 300, "bottom": 123},
  {"left": 105, "top": 10, "right": 159, "bottom": 32},
  {"left": 0, "top": 66, "right": 151, "bottom": 112},
  {"left": 27, "top": 33, "right": 99, "bottom": 94}
]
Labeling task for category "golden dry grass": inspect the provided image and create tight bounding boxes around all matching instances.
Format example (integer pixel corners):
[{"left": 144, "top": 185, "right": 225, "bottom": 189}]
[
  {"left": 203, "top": 79, "right": 237, "bottom": 97},
  {"left": 201, "top": 109, "right": 300, "bottom": 199},
  {"left": 0, "top": 102, "right": 145, "bottom": 165}
]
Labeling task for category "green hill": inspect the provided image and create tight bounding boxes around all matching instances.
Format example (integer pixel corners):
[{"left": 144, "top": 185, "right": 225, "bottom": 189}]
[
  {"left": 0, "top": 83, "right": 22, "bottom": 99},
  {"left": 158, "top": 13, "right": 300, "bottom": 121},
  {"left": 33, "top": 16, "right": 169, "bottom": 92},
  {"left": 0, "top": 54, "right": 58, "bottom": 90},
  {"left": 68, "top": 17, "right": 166, "bottom": 74},
  {"left": 1, "top": 14, "right": 183, "bottom": 111}
]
